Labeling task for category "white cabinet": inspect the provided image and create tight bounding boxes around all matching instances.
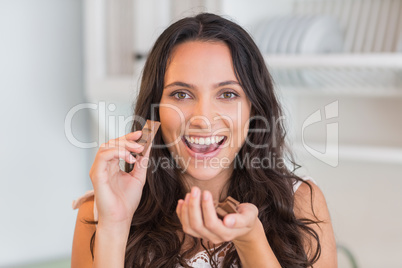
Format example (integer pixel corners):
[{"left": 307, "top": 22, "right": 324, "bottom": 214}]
[{"left": 84, "top": 0, "right": 402, "bottom": 100}]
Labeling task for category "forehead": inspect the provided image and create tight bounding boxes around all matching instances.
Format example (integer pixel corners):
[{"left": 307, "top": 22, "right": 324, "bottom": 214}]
[{"left": 165, "top": 41, "right": 237, "bottom": 84}]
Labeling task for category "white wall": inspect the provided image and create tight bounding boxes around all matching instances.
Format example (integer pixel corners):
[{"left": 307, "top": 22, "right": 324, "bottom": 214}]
[
  {"left": 287, "top": 94, "right": 402, "bottom": 267},
  {"left": 0, "top": 0, "right": 89, "bottom": 266}
]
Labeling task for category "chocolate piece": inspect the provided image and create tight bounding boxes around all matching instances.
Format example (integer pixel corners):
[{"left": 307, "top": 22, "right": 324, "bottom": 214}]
[
  {"left": 215, "top": 196, "right": 240, "bottom": 219},
  {"left": 132, "top": 120, "right": 161, "bottom": 156}
]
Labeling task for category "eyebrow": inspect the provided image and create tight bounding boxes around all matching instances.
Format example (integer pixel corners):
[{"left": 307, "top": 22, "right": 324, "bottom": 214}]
[{"left": 164, "top": 80, "right": 241, "bottom": 90}]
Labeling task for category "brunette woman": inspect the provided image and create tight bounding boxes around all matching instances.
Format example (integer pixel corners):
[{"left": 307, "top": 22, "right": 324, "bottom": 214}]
[{"left": 72, "top": 13, "right": 337, "bottom": 268}]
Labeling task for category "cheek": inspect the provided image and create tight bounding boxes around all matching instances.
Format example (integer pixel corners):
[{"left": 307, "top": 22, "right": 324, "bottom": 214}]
[
  {"left": 233, "top": 102, "right": 251, "bottom": 146},
  {"left": 232, "top": 103, "right": 251, "bottom": 134},
  {"left": 159, "top": 106, "right": 185, "bottom": 140},
  {"left": 241, "top": 111, "right": 251, "bottom": 139}
]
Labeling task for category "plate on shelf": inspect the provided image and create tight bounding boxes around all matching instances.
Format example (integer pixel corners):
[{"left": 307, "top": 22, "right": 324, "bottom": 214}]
[
  {"left": 271, "top": 16, "right": 291, "bottom": 54},
  {"left": 275, "top": 15, "right": 302, "bottom": 85},
  {"left": 298, "top": 15, "right": 344, "bottom": 87},
  {"left": 287, "top": 15, "right": 313, "bottom": 54},
  {"left": 260, "top": 17, "right": 280, "bottom": 54},
  {"left": 286, "top": 15, "right": 314, "bottom": 86},
  {"left": 252, "top": 18, "right": 269, "bottom": 49},
  {"left": 298, "top": 15, "right": 344, "bottom": 54},
  {"left": 278, "top": 15, "right": 305, "bottom": 86},
  {"left": 268, "top": 16, "right": 293, "bottom": 84},
  {"left": 275, "top": 15, "right": 299, "bottom": 54},
  {"left": 267, "top": 16, "right": 288, "bottom": 54}
]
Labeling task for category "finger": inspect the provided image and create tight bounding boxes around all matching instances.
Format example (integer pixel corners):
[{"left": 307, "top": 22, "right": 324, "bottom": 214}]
[
  {"left": 124, "top": 130, "right": 143, "bottom": 141},
  {"left": 104, "top": 140, "right": 144, "bottom": 156},
  {"left": 187, "top": 187, "right": 219, "bottom": 240},
  {"left": 96, "top": 140, "right": 144, "bottom": 177},
  {"left": 222, "top": 203, "right": 258, "bottom": 228},
  {"left": 124, "top": 141, "right": 144, "bottom": 153},
  {"left": 181, "top": 193, "right": 191, "bottom": 224},
  {"left": 198, "top": 190, "right": 226, "bottom": 243},
  {"left": 181, "top": 193, "right": 198, "bottom": 237},
  {"left": 99, "top": 134, "right": 144, "bottom": 152},
  {"left": 113, "top": 134, "right": 145, "bottom": 150},
  {"left": 176, "top": 199, "right": 184, "bottom": 220},
  {"left": 128, "top": 140, "right": 152, "bottom": 184},
  {"left": 97, "top": 147, "right": 137, "bottom": 166},
  {"left": 121, "top": 132, "right": 145, "bottom": 152},
  {"left": 187, "top": 187, "right": 202, "bottom": 227},
  {"left": 201, "top": 191, "right": 224, "bottom": 231},
  {"left": 201, "top": 191, "right": 249, "bottom": 241},
  {"left": 100, "top": 131, "right": 142, "bottom": 149},
  {"left": 91, "top": 147, "right": 137, "bottom": 184}
]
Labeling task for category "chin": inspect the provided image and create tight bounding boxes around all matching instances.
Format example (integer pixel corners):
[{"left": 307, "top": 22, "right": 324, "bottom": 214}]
[{"left": 182, "top": 164, "right": 232, "bottom": 182}]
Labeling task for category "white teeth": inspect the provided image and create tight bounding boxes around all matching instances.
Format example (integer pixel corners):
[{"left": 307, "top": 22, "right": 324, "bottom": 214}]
[
  {"left": 205, "top": 137, "right": 211, "bottom": 145},
  {"left": 184, "top": 135, "right": 225, "bottom": 145}
]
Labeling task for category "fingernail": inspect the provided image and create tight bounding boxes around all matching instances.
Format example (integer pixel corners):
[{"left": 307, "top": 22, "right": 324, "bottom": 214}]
[
  {"left": 225, "top": 217, "right": 235, "bottom": 227},
  {"left": 191, "top": 187, "right": 199, "bottom": 198}
]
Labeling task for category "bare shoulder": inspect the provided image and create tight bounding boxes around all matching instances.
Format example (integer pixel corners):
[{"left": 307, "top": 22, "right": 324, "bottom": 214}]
[
  {"left": 293, "top": 181, "right": 338, "bottom": 267},
  {"left": 71, "top": 196, "right": 96, "bottom": 268},
  {"left": 76, "top": 195, "right": 95, "bottom": 222},
  {"left": 293, "top": 181, "right": 328, "bottom": 220}
]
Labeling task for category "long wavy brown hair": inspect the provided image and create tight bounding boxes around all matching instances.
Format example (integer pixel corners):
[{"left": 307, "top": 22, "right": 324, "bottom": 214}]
[{"left": 88, "top": 13, "right": 321, "bottom": 267}]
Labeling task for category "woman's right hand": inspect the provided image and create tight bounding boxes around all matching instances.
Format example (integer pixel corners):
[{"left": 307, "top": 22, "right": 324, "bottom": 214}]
[{"left": 89, "top": 131, "right": 150, "bottom": 229}]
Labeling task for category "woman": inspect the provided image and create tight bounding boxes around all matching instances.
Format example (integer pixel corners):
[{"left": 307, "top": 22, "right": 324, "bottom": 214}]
[{"left": 72, "top": 13, "right": 337, "bottom": 267}]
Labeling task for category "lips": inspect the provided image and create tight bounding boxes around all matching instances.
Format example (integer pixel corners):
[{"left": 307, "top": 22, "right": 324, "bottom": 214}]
[{"left": 182, "top": 136, "right": 227, "bottom": 154}]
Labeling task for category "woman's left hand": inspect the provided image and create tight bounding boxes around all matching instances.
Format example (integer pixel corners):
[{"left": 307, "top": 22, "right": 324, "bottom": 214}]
[{"left": 176, "top": 186, "right": 260, "bottom": 244}]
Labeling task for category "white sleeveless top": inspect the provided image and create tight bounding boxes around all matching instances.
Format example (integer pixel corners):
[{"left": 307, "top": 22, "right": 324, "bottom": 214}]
[{"left": 72, "top": 175, "right": 316, "bottom": 267}]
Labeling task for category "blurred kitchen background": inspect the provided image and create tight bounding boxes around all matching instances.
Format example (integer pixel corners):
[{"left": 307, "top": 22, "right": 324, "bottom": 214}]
[{"left": 1, "top": 0, "right": 401, "bottom": 267}]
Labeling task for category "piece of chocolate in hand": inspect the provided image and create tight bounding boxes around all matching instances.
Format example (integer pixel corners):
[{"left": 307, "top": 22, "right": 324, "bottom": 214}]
[
  {"left": 132, "top": 120, "right": 161, "bottom": 157},
  {"left": 215, "top": 196, "right": 240, "bottom": 220}
]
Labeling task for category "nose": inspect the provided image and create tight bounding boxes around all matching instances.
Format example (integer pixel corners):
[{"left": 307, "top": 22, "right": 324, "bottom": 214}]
[{"left": 188, "top": 96, "right": 215, "bottom": 131}]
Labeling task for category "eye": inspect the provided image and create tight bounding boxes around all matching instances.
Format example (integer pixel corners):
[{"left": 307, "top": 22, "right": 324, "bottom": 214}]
[
  {"left": 172, "top": 91, "right": 191, "bottom": 100},
  {"left": 219, "top": 91, "right": 238, "bottom": 99}
]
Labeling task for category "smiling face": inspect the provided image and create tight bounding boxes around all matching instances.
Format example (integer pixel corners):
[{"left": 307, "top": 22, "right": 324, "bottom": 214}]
[{"left": 159, "top": 41, "right": 251, "bottom": 187}]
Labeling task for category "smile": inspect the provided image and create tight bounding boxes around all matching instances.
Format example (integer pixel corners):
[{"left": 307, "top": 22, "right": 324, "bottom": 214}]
[
  {"left": 184, "top": 135, "right": 225, "bottom": 145},
  {"left": 182, "top": 135, "right": 227, "bottom": 155}
]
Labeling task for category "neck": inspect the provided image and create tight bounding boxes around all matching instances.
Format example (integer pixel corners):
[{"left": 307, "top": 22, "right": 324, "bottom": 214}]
[{"left": 181, "top": 167, "right": 233, "bottom": 202}]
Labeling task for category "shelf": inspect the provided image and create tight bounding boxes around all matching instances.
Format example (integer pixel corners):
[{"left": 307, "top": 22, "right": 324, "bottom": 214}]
[
  {"left": 279, "top": 86, "right": 402, "bottom": 98},
  {"left": 263, "top": 53, "right": 402, "bottom": 96},
  {"left": 85, "top": 53, "right": 402, "bottom": 101},
  {"left": 293, "top": 142, "right": 402, "bottom": 165},
  {"left": 264, "top": 53, "right": 402, "bottom": 69}
]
